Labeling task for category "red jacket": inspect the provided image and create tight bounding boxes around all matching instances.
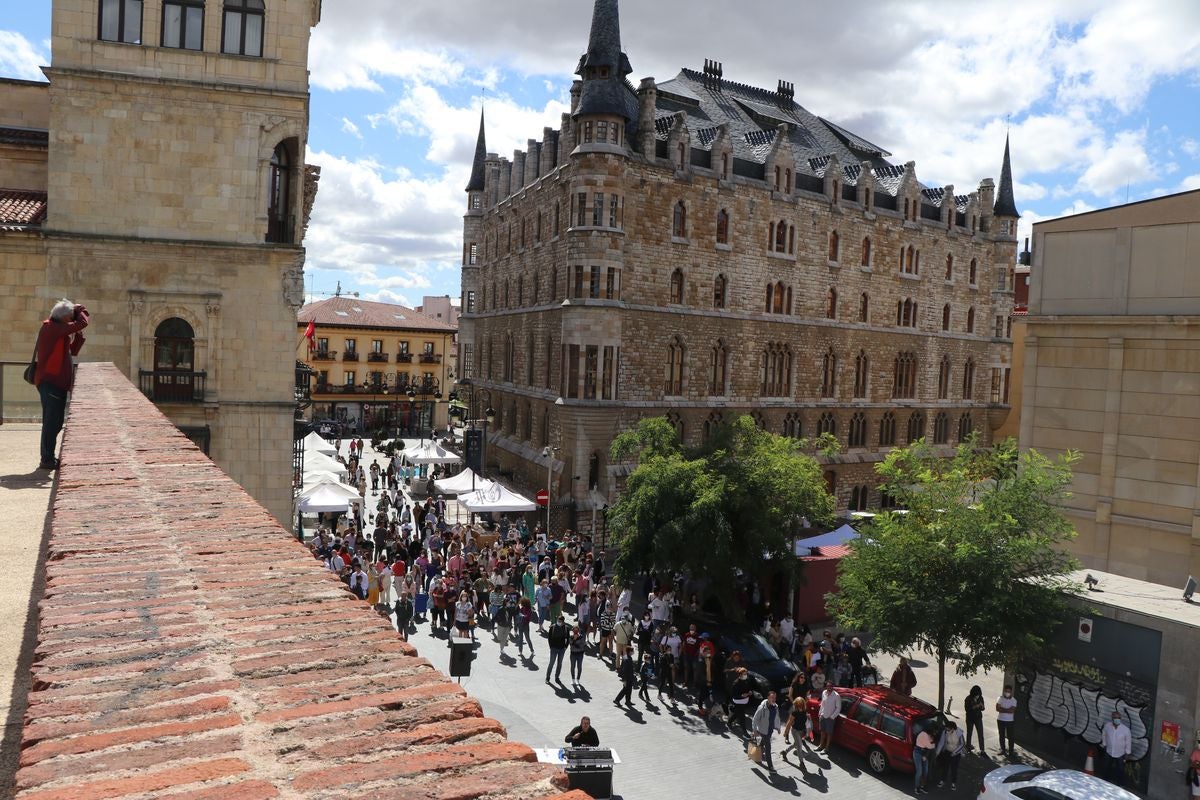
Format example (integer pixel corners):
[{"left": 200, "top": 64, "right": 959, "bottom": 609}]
[{"left": 34, "top": 310, "right": 89, "bottom": 391}]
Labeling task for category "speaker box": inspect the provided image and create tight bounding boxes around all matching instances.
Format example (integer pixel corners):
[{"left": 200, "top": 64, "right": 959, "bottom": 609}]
[{"left": 449, "top": 640, "right": 474, "bottom": 677}]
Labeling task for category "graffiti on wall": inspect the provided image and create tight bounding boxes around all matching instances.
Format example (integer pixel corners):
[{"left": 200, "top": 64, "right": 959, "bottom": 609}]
[{"left": 1025, "top": 671, "right": 1150, "bottom": 760}]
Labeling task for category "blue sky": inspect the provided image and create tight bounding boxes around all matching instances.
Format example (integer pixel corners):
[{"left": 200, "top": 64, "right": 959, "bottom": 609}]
[{"left": 4, "top": 1, "right": 1200, "bottom": 307}]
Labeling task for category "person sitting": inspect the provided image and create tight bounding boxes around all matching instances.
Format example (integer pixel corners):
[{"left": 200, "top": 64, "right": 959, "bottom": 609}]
[{"left": 564, "top": 716, "right": 599, "bottom": 747}]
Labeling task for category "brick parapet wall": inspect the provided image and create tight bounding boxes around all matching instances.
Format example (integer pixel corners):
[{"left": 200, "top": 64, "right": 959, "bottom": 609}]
[{"left": 16, "top": 363, "right": 585, "bottom": 800}]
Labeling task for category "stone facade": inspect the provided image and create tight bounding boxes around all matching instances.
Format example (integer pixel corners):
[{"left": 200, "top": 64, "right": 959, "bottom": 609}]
[
  {"left": 0, "top": 0, "right": 323, "bottom": 527},
  {"left": 459, "top": 1, "right": 1016, "bottom": 526},
  {"left": 1022, "top": 190, "right": 1200, "bottom": 587}
]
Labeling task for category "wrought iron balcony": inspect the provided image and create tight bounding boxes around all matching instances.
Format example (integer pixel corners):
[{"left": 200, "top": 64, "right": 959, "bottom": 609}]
[
  {"left": 419, "top": 353, "right": 442, "bottom": 364},
  {"left": 311, "top": 350, "right": 337, "bottom": 361},
  {"left": 396, "top": 353, "right": 414, "bottom": 363},
  {"left": 138, "top": 370, "right": 207, "bottom": 403},
  {"left": 342, "top": 351, "right": 359, "bottom": 362},
  {"left": 367, "top": 352, "right": 389, "bottom": 363}
]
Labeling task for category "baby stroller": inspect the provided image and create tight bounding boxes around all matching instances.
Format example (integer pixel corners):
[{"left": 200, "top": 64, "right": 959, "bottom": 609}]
[{"left": 414, "top": 591, "right": 430, "bottom": 622}]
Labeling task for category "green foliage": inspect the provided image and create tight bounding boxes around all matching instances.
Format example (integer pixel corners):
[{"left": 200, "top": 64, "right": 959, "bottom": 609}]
[
  {"left": 608, "top": 416, "right": 836, "bottom": 611},
  {"left": 828, "top": 436, "right": 1082, "bottom": 709}
]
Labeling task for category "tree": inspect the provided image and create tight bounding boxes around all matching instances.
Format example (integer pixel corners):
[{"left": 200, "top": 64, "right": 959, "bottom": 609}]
[
  {"left": 608, "top": 415, "right": 836, "bottom": 615},
  {"left": 827, "top": 436, "right": 1082, "bottom": 712}
]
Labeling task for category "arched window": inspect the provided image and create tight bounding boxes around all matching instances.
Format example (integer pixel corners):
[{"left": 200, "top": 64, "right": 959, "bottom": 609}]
[
  {"left": 942, "top": 304, "right": 951, "bottom": 331},
  {"left": 937, "top": 355, "right": 951, "bottom": 400},
  {"left": 716, "top": 209, "right": 730, "bottom": 244},
  {"left": 524, "top": 402, "right": 534, "bottom": 441},
  {"left": 544, "top": 335, "right": 553, "bottom": 389},
  {"left": 266, "top": 141, "right": 294, "bottom": 243},
  {"left": 503, "top": 333, "right": 514, "bottom": 382},
  {"left": 703, "top": 411, "right": 723, "bottom": 441},
  {"left": 897, "top": 298, "right": 918, "bottom": 328},
  {"left": 677, "top": 143, "right": 687, "bottom": 171},
  {"left": 906, "top": 410, "right": 926, "bottom": 443},
  {"left": 550, "top": 266, "right": 558, "bottom": 302},
  {"left": 665, "top": 337, "right": 685, "bottom": 395},
  {"left": 672, "top": 201, "right": 687, "bottom": 238},
  {"left": 853, "top": 350, "right": 869, "bottom": 398},
  {"left": 879, "top": 411, "right": 897, "bottom": 446},
  {"left": 962, "top": 358, "right": 976, "bottom": 400},
  {"left": 849, "top": 485, "right": 869, "bottom": 511},
  {"left": 848, "top": 412, "right": 867, "bottom": 447},
  {"left": 774, "top": 165, "right": 781, "bottom": 191},
  {"left": 774, "top": 219, "right": 788, "bottom": 253},
  {"left": 152, "top": 317, "right": 198, "bottom": 402},
  {"left": 933, "top": 412, "right": 949, "bottom": 444},
  {"left": 893, "top": 351, "right": 917, "bottom": 398},
  {"left": 713, "top": 274, "right": 727, "bottom": 309},
  {"left": 861, "top": 236, "right": 872, "bottom": 268},
  {"left": 785, "top": 168, "right": 792, "bottom": 193},
  {"left": 526, "top": 336, "right": 535, "bottom": 386},
  {"left": 516, "top": 275, "right": 524, "bottom": 306},
  {"left": 667, "top": 411, "right": 685, "bottom": 442},
  {"left": 765, "top": 283, "right": 774, "bottom": 313},
  {"left": 669, "top": 268, "right": 685, "bottom": 304},
  {"left": 958, "top": 413, "right": 974, "bottom": 442},
  {"left": 222, "top": 0, "right": 264, "bottom": 56},
  {"left": 772, "top": 282, "right": 787, "bottom": 314},
  {"left": 818, "top": 412, "right": 837, "bottom": 436},
  {"left": 824, "top": 470, "right": 838, "bottom": 496},
  {"left": 966, "top": 306, "right": 976, "bottom": 333},
  {"left": 821, "top": 348, "right": 837, "bottom": 397},
  {"left": 782, "top": 412, "right": 802, "bottom": 440},
  {"left": 710, "top": 340, "right": 727, "bottom": 396},
  {"left": 828, "top": 230, "right": 840, "bottom": 262},
  {"left": 969, "top": 258, "right": 978, "bottom": 285},
  {"left": 761, "top": 342, "right": 792, "bottom": 397},
  {"left": 721, "top": 152, "right": 730, "bottom": 179},
  {"left": 827, "top": 288, "right": 837, "bottom": 319},
  {"left": 588, "top": 451, "right": 602, "bottom": 490},
  {"left": 945, "top": 253, "right": 954, "bottom": 280},
  {"left": 859, "top": 292, "right": 869, "bottom": 323}
]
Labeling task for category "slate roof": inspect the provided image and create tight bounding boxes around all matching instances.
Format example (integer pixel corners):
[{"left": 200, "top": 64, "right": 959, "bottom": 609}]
[
  {"left": 994, "top": 134, "right": 1019, "bottom": 218},
  {"left": 0, "top": 188, "right": 47, "bottom": 229},
  {"left": 465, "top": 109, "right": 487, "bottom": 192},
  {"left": 654, "top": 68, "right": 905, "bottom": 188},
  {"left": 574, "top": 0, "right": 639, "bottom": 137},
  {"left": 0, "top": 126, "right": 48, "bottom": 147},
  {"left": 297, "top": 297, "right": 457, "bottom": 332}
]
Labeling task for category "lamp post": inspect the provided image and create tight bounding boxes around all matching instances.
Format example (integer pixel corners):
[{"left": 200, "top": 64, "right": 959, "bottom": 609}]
[
  {"left": 542, "top": 445, "right": 558, "bottom": 536},
  {"left": 450, "top": 379, "right": 493, "bottom": 492}
]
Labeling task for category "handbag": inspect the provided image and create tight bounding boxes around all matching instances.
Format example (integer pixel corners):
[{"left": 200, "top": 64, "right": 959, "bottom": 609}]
[
  {"left": 746, "top": 739, "right": 763, "bottom": 764},
  {"left": 22, "top": 336, "right": 38, "bottom": 385}
]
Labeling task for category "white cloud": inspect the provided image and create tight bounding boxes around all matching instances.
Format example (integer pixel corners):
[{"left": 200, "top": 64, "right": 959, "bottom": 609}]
[
  {"left": 340, "top": 117, "right": 363, "bottom": 139},
  {"left": 0, "top": 31, "right": 48, "bottom": 82},
  {"left": 1075, "top": 129, "right": 1155, "bottom": 197},
  {"left": 1183, "top": 139, "right": 1200, "bottom": 158},
  {"left": 1180, "top": 174, "right": 1200, "bottom": 192}
]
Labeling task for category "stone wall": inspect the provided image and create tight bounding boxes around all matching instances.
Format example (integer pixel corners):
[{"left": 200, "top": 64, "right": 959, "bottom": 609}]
[{"left": 13, "top": 362, "right": 584, "bottom": 800}]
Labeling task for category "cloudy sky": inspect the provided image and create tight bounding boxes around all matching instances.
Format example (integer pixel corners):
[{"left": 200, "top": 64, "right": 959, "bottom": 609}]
[{"left": 5, "top": 1, "right": 1200, "bottom": 306}]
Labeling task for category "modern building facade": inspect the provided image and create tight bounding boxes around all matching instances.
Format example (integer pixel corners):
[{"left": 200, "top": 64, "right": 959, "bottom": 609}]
[
  {"left": 1021, "top": 189, "right": 1200, "bottom": 588},
  {"left": 297, "top": 297, "right": 457, "bottom": 437},
  {"left": 0, "top": 0, "right": 323, "bottom": 527},
  {"left": 459, "top": 0, "right": 1017, "bottom": 524}
]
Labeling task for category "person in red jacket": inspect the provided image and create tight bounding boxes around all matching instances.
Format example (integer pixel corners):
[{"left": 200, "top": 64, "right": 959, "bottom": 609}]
[{"left": 33, "top": 299, "right": 89, "bottom": 470}]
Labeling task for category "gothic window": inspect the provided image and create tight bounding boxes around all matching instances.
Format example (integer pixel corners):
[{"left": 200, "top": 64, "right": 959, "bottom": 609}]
[
  {"left": 962, "top": 358, "right": 975, "bottom": 400},
  {"left": 942, "top": 304, "right": 951, "bottom": 331},
  {"left": 966, "top": 306, "right": 976, "bottom": 334},
  {"left": 906, "top": 410, "right": 926, "bottom": 443},
  {"left": 703, "top": 411, "right": 723, "bottom": 441},
  {"left": 524, "top": 402, "right": 534, "bottom": 441},
  {"left": 859, "top": 292, "right": 869, "bottom": 323},
  {"left": 774, "top": 219, "right": 788, "bottom": 253},
  {"left": 901, "top": 245, "right": 920, "bottom": 276},
  {"left": 785, "top": 168, "right": 792, "bottom": 193},
  {"left": 669, "top": 268, "right": 685, "bottom": 304},
  {"left": 893, "top": 351, "right": 917, "bottom": 398},
  {"left": 678, "top": 143, "right": 687, "bottom": 171},
  {"left": 896, "top": 298, "right": 918, "bottom": 328},
  {"left": 821, "top": 348, "right": 837, "bottom": 398},
  {"left": 751, "top": 411, "right": 766, "bottom": 430},
  {"left": 667, "top": 411, "right": 685, "bottom": 442},
  {"left": 222, "top": 0, "right": 264, "bottom": 56},
  {"left": 774, "top": 166, "right": 781, "bottom": 191},
  {"left": 709, "top": 340, "right": 727, "bottom": 396},
  {"left": 162, "top": 0, "right": 203, "bottom": 49},
  {"left": 824, "top": 470, "right": 838, "bottom": 496},
  {"left": 861, "top": 236, "right": 872, "bottom": 268},
  {"left": 761, "top": 342, "right": 792, "bottom": 397},
  {"left": 827, "top": 288, "right": 837, "bottom": 319},
  {"left": 517, "top": 275, "right": 524, "bottom": 306},
  {"left": 721, "top": 152, "right": 730, "bottom": 179},
  {"left": 713, "top": 274, "right": 727, "bottom": 309},
  {"left": 853, "top": 350, "right": 869, "bottom": 398},
  {"left": 553, "top": 202, "right": 561, "bottom": 237},
  {"left": 933, "top": 412, "right": 949, "bottom": 444},
  {"left": 467, "top": 242, "right": 478, "bottom": 265},
  {"left": 609, "top": 194, "right": 619, "bottom": 228},
  {"left": 100, "top": 0, "right": 143, "bottom": 43},
  {"left": 879, "top": 411, "right": 896, "bottom": 446},
  {"left": 958, "top": 413, "right": 974, "bottom": 442},
  {"left": 526, "top": 336, "right": 535, "bottom": 386},
  {"left": 544, "top": 335, "right": 553, "bottom": 389},
  {"left": 266, "top": 140, "right": 295, "bottom": 243},
  {"left": 818, "top": 412, "right": 837, "bottom": 437},
  {"left": 945, "top": 253, "right": 954, "bottom": 280},
  {"left": 593, "top": 192, "right": 604, "bottom": 227},
  {"left": 969, "top": 258, "right": 978, "bottom": 285},
  {"left": 664, "top": 337, "right": 685, "bottom": 395},
  {"left": 937, "top": 355, "right": 950, "bottom": 400},
  {"left": 606, "top": 267, "right": 620, "bottom": 300},
  {"left": 716, "top": 209, "right": 730, "bottom": 244},
  {"left": 828, "top": 230, "right": 840, "bottom": 262},
  {"left": 849, "top": 485, "right": 869, "bottom": 511},
  {"left": 503, "top": 334, "right": 514, "bottom": 382},
  {"left": 602, "top": 346, "right": 614, "bottom": 400},
  {"left": 152, "top": 317, "right": 197, "bottom": 402},
  {"left": 549, "top": 267, "right": 558, "bottom": 302},
  {"left": 782, "top": 412, "right": 802, "bottom": 440},
  {"left": 577, "top": 192, "right": 587, "bottom": 227},
  {"left": 672, "top": 201, "right": 687, "bottom": 238},
  {"left": 848, "top": 412, "right": 867, "bottom": 447},
  {"left": 584, "top": 345, "right": 599, "bottom": 399}
]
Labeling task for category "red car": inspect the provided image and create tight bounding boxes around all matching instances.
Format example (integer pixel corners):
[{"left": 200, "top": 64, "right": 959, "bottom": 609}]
[{"left": 807, "top": 685, "right": 940, "bottom": 775}]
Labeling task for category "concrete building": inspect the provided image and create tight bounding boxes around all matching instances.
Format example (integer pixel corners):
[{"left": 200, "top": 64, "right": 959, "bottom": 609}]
[
  {"left": 0, "top": 0, "right": 323, "bottom": 527},
  {"left": 297, "top": 297, "right": 457, "bottom": 437},
  {"left": 415, "top": 294, "right": 461, "bottom": 382},
  {"left": 459, "top": 0, "right": 1017, "bottom": 525},
  {"left": 1021, "top": 189, "right": 1200, "bottom": 587}
]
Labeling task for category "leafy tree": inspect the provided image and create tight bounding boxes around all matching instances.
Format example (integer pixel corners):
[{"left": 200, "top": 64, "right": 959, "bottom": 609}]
[
  {"left": 608, "top": 415, "right": 836, "bottom": 615},
  {"left": 827, "top": 436, "right": 1081, "bottom": 712}
]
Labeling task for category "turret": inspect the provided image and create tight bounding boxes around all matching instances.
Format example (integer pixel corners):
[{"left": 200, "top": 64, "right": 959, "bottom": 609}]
[
  {"left": 573, "top": 0, "right": 638, "bottom": 147},
  {"left": 992, "top": 134, "right": 1020, "bottom": 239},
  {"left": 465, "top": 108, "right": 487, "bottom": 213}
]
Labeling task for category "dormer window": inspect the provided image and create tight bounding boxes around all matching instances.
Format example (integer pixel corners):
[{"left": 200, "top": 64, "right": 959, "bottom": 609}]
[{"left": 599, "top": 67, "right": 610, "bottom": 78}]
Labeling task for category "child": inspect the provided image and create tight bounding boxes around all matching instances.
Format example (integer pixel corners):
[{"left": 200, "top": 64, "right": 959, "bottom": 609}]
[{"left": 637, "top": 652, "right": 656, "bottom": 703}]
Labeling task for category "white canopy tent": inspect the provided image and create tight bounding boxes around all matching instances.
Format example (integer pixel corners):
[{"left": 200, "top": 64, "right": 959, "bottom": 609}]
[
  {"left": 297, "top": 479, "right": 363, "bottom": 514},
  {"left": 303, "top": 452, "right": 347, "bottom": 478},
  {"left": 458, "top": 482, "right": 537, "bottom": 514},
  {"left": 433, "top": 468, "right": 492, "bottom": 496},
  {"left": 793, "top": 524, "right": 860, "bottom": 556},
  {"left": 302, "top": 431, "right": 338, "bottom": 457},
  {"left": 401, "top": 441, "right": 462, "bottom": 465}
]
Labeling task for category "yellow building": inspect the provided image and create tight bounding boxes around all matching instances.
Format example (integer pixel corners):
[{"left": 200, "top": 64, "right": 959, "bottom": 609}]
[
  {"left": 0, "top": 0, "right": 323, "bottom": 528},
  {"left": 297, "top": 297, "right": 457, "bottom": 437}
]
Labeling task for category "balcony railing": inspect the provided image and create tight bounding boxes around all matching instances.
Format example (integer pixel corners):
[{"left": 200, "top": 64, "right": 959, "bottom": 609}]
[
  {"left": 138, "top": 370, "right": 207, "bottom": 403},
  {"left": 312, "top": 350, "right": 337, "bottom": 361},
  {"left": 419, "top": 353, "right": 442, "bottom": 364},
  {"left": 342, "top": 351, "right": 359, "bottom": 362},
  {"left": 312, "top": 379, "right": 440, "bottom": 397},
  {"left": 396, "top": 353, "right": 413, "bottom": 363},
  {"left": 367, "top": 352, "right": 389, "bottom": 363}
]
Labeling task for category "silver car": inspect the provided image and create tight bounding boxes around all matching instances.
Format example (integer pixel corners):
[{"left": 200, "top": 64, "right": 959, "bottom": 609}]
[{"left": 978, "top": 765, "right": 1141, "bottom": 800}]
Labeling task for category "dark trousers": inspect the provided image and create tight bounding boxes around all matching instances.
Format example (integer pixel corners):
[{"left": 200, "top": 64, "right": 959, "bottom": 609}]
[
  {"left": 1105, "top": 754, "right": 1125, "bottom": 785},
  {"left": 759, "top": 733, "right": 775, "bottom": 770},
  {"left": 38, "top": 383, "right": 67, "bottom": 464},
  {"left": 515, "top": 625, "right": 534, "bottom": 654},
  {"left": 614, "top": 679, "right": 634, "bottom": 705},
  {"left": 965, "top": 715, "right": 984, "bottom": 750},
  {"left": 546, "top": 647, "right": 565, "bottom": 681},
  {"left": 658, "top": 673, "right": 675, "bottom": 698},
  {"left": 938, "top": 751, "right": 961, "bottom": 783},
  {"left": 997, "top": 720, "right": 1015, "bottom": 753},
  {"left": 569, "top": 651, "right": 584, "bottom": 680}
]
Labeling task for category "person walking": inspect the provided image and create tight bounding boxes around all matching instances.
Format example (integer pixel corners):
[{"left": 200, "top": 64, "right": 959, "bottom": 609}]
[
  {"left": 964, "top": 685, "right": 986, "bottom": 752},
  {"left": 636, "top": 611, "right": 654, "bottom": 663},
  {"left": 545, "top": 616, "right": 569, "bottom": 684},
  {"left": 847, "top": 637, "right": 871, "bottom": 688},
  {"left": 890, "top": 656, "right": 917, "bottom": 696},
  {"left": 612, "top": 614, "right": 636, "bottom": 671},
  {"left": 935, "top": 720, "right": 966, "bottom": 790},
  {"left": 637, "top": 652, "right": 655, "bottom": 704},
  {"left": 394, "top": 592, "right": 414, "bottom": 641},
  {"left": 495, "top": 587, "right": 518, "bottom": 656},
  {"left": 751, "top": 690, "right": 784, "bottom": 772},
  {"left": 514, "top": 597, "right": 535, "bottom": 656},
  {"left": 727, "top": 667, "right": 754, "bottom": 733},
  {"left": 816, "top": 684, "right": 840, "bottom": 752},
  {"left": 656, "top": 642, "right": 676, "bottom": 701},
  {"left": 782, "top": 696, "right": 812, "bottom": 772},
  {"left": 535, "top": 580, "right": 552, "bottom": 632},
  {"left": 613, "top": 647, "right": 636, "bottom": 706},
  {"left": 32, "top": 299, "right": 90, "bottom": 470},
  {"left": 913, "top": 726, "right": 936, "bottom": 794},
  {"left": 996, "top": 685, "right": 1018, "bottom": 758},
  {"left": 681, "top": 624, "right": 701, "bottom": 687},
  {"left": 1101, "top": 712, "right": 1132, "bottom": 786},
  {"left": 568, "top": 626, "right": 587, "bottom": 685}
]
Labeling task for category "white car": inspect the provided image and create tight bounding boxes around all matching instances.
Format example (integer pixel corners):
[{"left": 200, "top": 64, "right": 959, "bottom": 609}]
[{"left": 977, "top": 765, "right": 1141, "bottom": 799}]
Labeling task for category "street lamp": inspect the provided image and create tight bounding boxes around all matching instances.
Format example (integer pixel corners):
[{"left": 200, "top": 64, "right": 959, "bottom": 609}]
[
  {"left": 451, "top": 379, "right": 493, "bottom": 493},
  {"left": 542, "top": 445, "right": 558, "bottom": 536}
]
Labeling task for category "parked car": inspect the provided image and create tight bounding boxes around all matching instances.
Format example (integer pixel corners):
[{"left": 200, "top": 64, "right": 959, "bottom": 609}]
[
  {"left": 977, "top": 765, "right": 1140, "bottom": 799},
  {"left": 711, "top": 629, "right": 799, "bottom": 697},
  {"left": 806, "top": 685, "right": 940, "bottom": 774}
]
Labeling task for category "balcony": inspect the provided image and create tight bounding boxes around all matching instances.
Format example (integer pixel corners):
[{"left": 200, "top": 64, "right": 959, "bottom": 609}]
[
  {"left": 419, "top": 353, "right": 442, "bottom": 364},
  {"left": 342, "top": 351, "right": 359, "bottom": 362},
  {"left": 367, "top": 352, "right": 389, "bottom": 363},
  {"left": 138, "top": 370, "right": 206, "bottom": 403},
  {"left": 312, "top": 350, "right": 337, "bottom": 361},
  {"left": 396, "top": 353, "right": 414, "bottom": 364}
]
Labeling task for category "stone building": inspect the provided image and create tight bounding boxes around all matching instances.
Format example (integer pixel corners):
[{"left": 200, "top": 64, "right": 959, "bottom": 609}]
[
  {"left": 1021, "top": 190, "right": 1200, "bottom": 588},
  {"left": 459, "top": 0, "right": 1016, "bottom": 524},
  {"left": 0, "top": 0, "right": 322, "bottom": 527},
  {"left": 297, "top": 296, "right": 457, "bottom": 437}
]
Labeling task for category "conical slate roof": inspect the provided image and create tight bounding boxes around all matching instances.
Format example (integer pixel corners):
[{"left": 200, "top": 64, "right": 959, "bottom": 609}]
[
  {"left": 574, "top": 0, "right": 638, "bottom": 131},
  {"left": 993, "top": 134, "right": 1019, "bottom": 218},
  {"left": 465, "top": 108, "right": 486, "bottom": 192}
]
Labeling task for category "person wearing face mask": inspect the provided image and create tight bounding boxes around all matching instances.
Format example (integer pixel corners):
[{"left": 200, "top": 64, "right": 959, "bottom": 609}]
[
  {"left": 1101, "top": 712, "right": 1131, "bottom": 786},
  {"left": 995, "top": 685, "right": 1018, "bottom": 758}
]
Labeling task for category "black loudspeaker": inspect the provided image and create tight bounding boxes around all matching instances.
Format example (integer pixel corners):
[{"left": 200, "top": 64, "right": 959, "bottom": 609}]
[
  {"left": 449, "top": 640, "right": 474, "bottom": 677},
  {"left": 465, "top": 429, "right": 483, "bottom": 475}
]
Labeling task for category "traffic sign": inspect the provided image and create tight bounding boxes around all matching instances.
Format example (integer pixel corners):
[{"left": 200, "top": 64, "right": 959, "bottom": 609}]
[{"left": 536, "top": 489, "right": 550, "bottom": 507}]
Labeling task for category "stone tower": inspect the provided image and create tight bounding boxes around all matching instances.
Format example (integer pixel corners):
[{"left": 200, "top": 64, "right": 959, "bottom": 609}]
[
  {"left": 991, "top": 135, "right": 1020, "bottom": 293},
  {"left": 460, "top": 108, "right": 486, "bottom": 375}
]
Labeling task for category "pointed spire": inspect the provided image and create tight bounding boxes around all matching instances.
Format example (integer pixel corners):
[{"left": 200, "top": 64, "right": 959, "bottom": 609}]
[
  {"left": 577, "top": 0, "right": 632, "bottom": 79},
  {"left": 993, "top": 134, "right": 1019, "bottom": 218},
  {"left": 465, "top": 107, "right": 487, "bottom": 193},
  {"left": 573, "top": 0, "right": 638, "bottom": 133}
]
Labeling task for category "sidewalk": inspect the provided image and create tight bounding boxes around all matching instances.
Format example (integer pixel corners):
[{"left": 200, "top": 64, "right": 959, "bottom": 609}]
[{"left": 0, "top": 427, "right": 55, "bottom": 800}]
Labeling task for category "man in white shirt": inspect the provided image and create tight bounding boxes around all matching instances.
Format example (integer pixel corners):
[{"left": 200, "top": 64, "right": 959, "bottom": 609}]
[
  {"left": 1101, "top": 713, "right": 1131, "bottom": 786},
  {"left": 327, "top": 551, "right": 345, "bottom": 573},
  {"left": 648, "top": 591, "right": 670, "bottom": 628},
  {"left": 348, "top": 566, "right": 369, "bottom": 600},
  {"left": 817, "top": 684, "right": 840, "bottom": 752},
  {"left": 616, "top": 585, "right": 632, "bottom": 620},
  {"left": 996, "top": 685, "right": 1018, "bottom": 757},
  {"left": 779, "top": 612, "right": 796, "bottom": 655}
]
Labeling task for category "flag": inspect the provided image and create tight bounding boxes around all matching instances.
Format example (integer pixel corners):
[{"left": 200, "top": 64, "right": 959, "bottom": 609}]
[{"left": 304, "top": 320, "right": 315, "bottom": 350}]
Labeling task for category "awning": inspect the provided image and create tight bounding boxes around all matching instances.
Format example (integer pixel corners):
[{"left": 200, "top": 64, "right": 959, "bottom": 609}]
[
  {"left": 302, "top": 431, "right": 337, "bottom": 457},
  {"left": 794, "top": 524, "right": 859, "bottom": 556},
  {"left": 297, "top": 479, "right": 363, "bottom": 513},
  {"left": 458, "top": 482, "right": 537, "bottom": 513},
  {"left": 433, "top": 468, "right": 492, "bottom": 496},
  {"left": 401, "top": 440, "right": 463, "bottom": 465}
]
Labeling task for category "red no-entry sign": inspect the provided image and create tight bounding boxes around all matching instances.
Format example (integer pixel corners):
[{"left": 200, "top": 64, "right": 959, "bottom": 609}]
[{"left": 536, "top": 489, "right": 549, "bottom": 507}]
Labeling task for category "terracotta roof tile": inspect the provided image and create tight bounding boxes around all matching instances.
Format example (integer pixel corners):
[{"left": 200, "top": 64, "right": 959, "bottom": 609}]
[
  {"left": 0, "top": 188, "right": 47, "bottom": 229},
  {"left": 298, "top": 297, "right": 456, "bottom": 333}
]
